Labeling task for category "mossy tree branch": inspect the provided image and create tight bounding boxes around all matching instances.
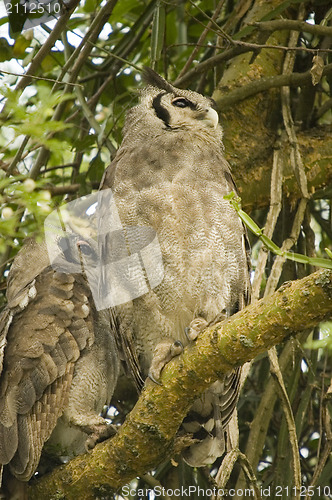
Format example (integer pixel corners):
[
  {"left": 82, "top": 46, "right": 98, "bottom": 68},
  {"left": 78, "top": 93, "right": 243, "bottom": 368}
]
[
  {"left": 29, "top": 269, "right": 332, "bottom": 499},
  {"left": 214, "top": 64, "right": 332, "bottom": 111}
]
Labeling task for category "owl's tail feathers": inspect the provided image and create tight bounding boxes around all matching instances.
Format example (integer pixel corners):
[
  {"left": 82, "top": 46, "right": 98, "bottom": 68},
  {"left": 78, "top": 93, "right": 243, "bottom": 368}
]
[
  {"left": 181, "top": 371, "right": 241, "bottom": 467},
  {"left": 181, "top": 412, "right": 239, "bottom": 467}
]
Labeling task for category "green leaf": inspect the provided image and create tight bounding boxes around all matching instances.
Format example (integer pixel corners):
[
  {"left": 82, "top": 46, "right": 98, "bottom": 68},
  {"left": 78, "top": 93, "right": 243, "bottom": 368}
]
[
  {"left": 306, "top": 257, "right": 332, "bottom": 270},
  {"left": 260, "top": 235, "right": 282, "bottom": 255},
  {"left": 325, "top": 248, "right": 332, "bottom": 259},
  {"left": 283, "top": 251, "right": 310, "bottom": 264}
]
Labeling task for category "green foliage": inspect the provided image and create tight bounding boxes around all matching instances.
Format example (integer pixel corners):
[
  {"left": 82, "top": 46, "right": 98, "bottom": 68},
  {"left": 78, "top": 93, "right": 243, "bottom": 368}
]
[
  {"left": 226, "top": 192, "right": 332, "bottom": 269},
  {"left": 0, "top": 84, "right": 74, "bottom": 263},
  {"left": 306, "top": 322, "right": 332, "bottom": 351},
  {"left": 0, "top": 174, "right": 51, "bottom": 253}
]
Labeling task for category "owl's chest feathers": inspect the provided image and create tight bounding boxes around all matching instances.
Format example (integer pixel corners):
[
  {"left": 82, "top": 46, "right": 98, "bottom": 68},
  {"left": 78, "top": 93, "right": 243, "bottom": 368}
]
[
  {"left": 113, "top": 142, "right": 244, "bottom": 356},
  {"left": 117, "top": 130, "right": 224, "bottom": 184},
  {"left": 114, "top": 138, "right": 238, "bottom": 257}
]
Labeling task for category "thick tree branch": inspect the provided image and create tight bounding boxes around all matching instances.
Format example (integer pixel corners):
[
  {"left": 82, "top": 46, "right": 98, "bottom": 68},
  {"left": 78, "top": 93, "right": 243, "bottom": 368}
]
[
  {"left": 214, "top": 63, "right": 332, "bottom": 110},
  {"left": 29, "top": 269, "right": 332, "bottom": 499},
  {"left": 230, "top": 126, "right": 332, "bottom": 211}
]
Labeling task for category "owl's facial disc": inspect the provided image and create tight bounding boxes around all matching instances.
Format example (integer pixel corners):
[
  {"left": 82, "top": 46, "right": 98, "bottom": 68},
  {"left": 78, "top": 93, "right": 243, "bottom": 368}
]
[{"left": 150, "top": 92, "right": 220, "bottom": 131}]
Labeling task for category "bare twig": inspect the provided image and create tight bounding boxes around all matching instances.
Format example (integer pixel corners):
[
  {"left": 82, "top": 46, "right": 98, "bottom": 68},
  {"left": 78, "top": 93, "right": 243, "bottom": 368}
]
[
  {"left": 281, "top": 45, "right": 309, "bottom": 199},
  {"left": 251, "top": 19, "right": 332, "bottom": 38},
  {"left": 264, "top": 199, "right": 308, "bottom": 295},
  {"left": 6, "top": 136, "right": 30, "bottom": 177},
  {"left": 269, "top": 347, "right": 301, "bottom": 499},
  {"left": 251, "top": 139, "right": 284, "bottom": 300},
  {"left": 306, "top": 370, "right": 332, "bottom": 499},
  {"left": 235, "top": 333, "right": 310, "bottom": 493},
  {"left": 187, "top": 0, "right": 234, "bottom": 45},
  {"left": 264, "top": 16, "right": 309, "bottom": 295},
  {"left": 178, "top": 0, "right": 226, "bottom": 78},
  {"left": 0, "top": 70, "right": 83, "bottom": 87},
  {"left": 74, "top": 86, "right": 115, "bottom": 156},
  {"left": 264, "top": 21, "right": 307, "bottom": 497},
  {"left": 214, "top": 449, "right": 262, "bottom": 500},
  {"left": 140, "top": 474, "right": 173, "bottom": 500},
  {"left": 29, "top": 0, "right": 119, "bottom": 179},
  {"left": 13, "top": 0, "right": 80, "bottom": 94}
]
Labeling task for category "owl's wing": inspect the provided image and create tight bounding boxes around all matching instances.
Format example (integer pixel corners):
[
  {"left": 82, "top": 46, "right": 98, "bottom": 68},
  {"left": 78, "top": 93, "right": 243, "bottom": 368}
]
[
  {"left": 0, "top": 239, "right": 103, "bottom": 481},
  {"left": 99, "top": 156, "right": 117, "bottom": 191},
  {"left": 224, "top": 164, "right": 251, "bottom": 309},
  {"left": 113, "top": 316, "right": 144, "bottom": 391},
  {"left": 100, "top": 160, "right": 145, "bottom": 391}
]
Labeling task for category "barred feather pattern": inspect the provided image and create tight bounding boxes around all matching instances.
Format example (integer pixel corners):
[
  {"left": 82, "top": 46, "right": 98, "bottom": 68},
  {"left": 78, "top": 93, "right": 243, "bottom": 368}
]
[
  {"left": 0, "top": 239, "right": 119, "bottom": 482},
  {"left": 100, "top": 69, "right": 251, "bottom": 467}
]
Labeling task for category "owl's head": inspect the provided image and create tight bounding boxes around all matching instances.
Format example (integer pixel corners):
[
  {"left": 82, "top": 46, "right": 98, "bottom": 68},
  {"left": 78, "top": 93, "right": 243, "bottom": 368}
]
[{"left": 129, "top": 68, "right": 221, "bottom": 136}]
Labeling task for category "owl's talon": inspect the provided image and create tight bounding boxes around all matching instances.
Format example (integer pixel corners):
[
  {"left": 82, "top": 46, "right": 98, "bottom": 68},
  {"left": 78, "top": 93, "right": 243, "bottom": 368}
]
[
  {"left": 85, "top": 423, "right": 117, "bottom": 451},
  {"left": 148, "top": 371, "right": 163, "bottom": 385},
  {"left": 185, "top": 317, "right": 209, "bottom": 341},
  {"left": 171, "top": 340, "right": 184, "bottom": 355},
  {"left": 148, "top": 340, "right": 184, "bottom": 383},
  {"left": 184, "top": 326, "right": 191, "bottom": 339}
]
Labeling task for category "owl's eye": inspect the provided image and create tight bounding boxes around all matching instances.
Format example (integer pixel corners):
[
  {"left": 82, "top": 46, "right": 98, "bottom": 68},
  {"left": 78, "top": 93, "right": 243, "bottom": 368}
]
[{"left": 172, "top": 97, "right": 192, "bottom": 108}]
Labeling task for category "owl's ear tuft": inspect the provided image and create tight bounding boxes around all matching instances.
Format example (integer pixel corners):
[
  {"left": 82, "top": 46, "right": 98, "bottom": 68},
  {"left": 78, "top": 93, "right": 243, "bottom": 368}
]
[{"left": 141, "top": 67, "right": 174, "bottom": 93}]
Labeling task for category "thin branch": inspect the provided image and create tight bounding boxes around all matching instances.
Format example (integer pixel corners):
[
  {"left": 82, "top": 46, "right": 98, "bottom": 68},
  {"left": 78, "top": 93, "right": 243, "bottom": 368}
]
[
  {"left": 174, "top": 45, "right": 251, "bottom": 87},
  {"left": 269, "top": 347, "right": 301, "bottom": 499},
  {"left": 264, "top": 198, "right": 308, "bottom": 295},
  {"left": 74, "top": 86, "right": 115, "bottom": 156},
  {"left": 264, "top": 19, "right": 309, "bottom": 296},
  {"left": 311, "top": 208, "right": 332, "bottom": 242},
  {"left": 306, "top": 366, "right": 332, "bottom": 500},
  {"left": 251, "top": 19, "right": 332, "bottom": 38},
  {"left": 6, "top": 136, "right": 30, "bottom": 177},
  {"left": 251, "top": 138, "right": 284, "bottom": 300},
  {"left": 251, "top": 24, "right": 305, "bottom": 492},
  {"left": 213, "top": 449, "right": 262, "bottom": 500},
  {"left": 174, "top": 46, "right": 332, "bottom": 89},
  {"left": 187, "top": 0, "right": 234, "bottom": 45},
  {"left": 29, "top": 0, "right": 119, "bottom": 180},
  {"left": 178, "top": 0, "right": 226, "bottom": 78},
  {"left": 281, "top": 30, "right": 309, "bottom": 200},
  {"left": 315, "top": 97, "right": 332, "bottom": 120},
  {"left": 140, "top": 474, "right": 173, "bottom": 500},
  {"left": 0, "top": 70, "right": 83, "bottom": 87},
  {"left": 14, "top": 0, "right": 80, "bottom": 94},
  {"left": 170, "top": 41, "right": 332, "bottom": 56}
]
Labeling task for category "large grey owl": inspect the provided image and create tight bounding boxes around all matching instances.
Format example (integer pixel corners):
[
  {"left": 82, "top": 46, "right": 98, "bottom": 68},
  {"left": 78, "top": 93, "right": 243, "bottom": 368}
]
[
  {"left": 100, "top": 68, "right": 251, "bottom": 466},
  {"left": 0, "top": 67, "right": 251, "bottom": 496},
  {"left": 0, "top": 235, "right": 119, "bottom": 496}
]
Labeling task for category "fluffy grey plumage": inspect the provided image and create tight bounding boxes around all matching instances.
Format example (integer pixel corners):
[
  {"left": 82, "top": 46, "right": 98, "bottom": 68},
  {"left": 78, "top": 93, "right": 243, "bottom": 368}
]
[
  {"left": 0, "top": 237, "right": 119, "bottom": 486},
  {"left": 100, "top": 69, "right": 251, "bottom": 466}
]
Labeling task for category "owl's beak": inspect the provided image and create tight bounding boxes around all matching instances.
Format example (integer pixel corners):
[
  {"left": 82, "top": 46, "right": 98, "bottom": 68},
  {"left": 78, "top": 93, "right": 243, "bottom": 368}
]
[{"left": 201, "top": 108, "right": 219, "bottom": 129}]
